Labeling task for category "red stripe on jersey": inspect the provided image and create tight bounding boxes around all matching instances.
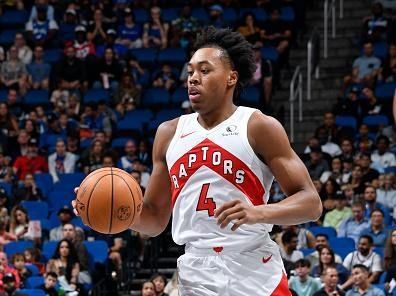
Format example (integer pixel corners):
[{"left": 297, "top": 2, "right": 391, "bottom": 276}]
[{"left": 169, "top": 138, "right": 265, "bottom": 207}]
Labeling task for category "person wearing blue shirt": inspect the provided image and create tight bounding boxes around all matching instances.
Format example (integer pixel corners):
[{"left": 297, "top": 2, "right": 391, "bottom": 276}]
[
  {"left": 116, "top": 8, "right": 142, "bottom": 49},
  {"left": 360, "top": 209, "right": 387, "bottom": 247},
  {"left": 363, "top": 185, "right": 391, "bottom": 224},
  {"left": 346, "top": 264, "right": 385, "bottom": 296},
  {"left": 338, "top": 201, "right": 370, "bottom": 245},
  {"left": 27, "top": 46, "right": 51, "bottom": 90}
]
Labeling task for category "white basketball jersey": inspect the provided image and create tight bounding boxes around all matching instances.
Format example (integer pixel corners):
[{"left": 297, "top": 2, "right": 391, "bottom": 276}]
[{"left": 166, "top": 107, "right": 275, "bottom": 249}]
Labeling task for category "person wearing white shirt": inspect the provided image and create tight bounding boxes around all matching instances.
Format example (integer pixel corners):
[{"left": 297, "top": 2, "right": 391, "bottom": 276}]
[
  {"left": 371, "top": 135, "right": 396, "bottom": 172},
  {"left": 280, "top": 230, "right": 304, "bottom": 263},
  {"left": 376, "top": 173, "right": 396, "bottom": 210},
  {"left": 48, "top": 139, "right": 78, "bottom": 183}
]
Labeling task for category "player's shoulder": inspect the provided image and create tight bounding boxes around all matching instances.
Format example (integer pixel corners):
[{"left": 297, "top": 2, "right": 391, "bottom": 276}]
[
  {"left": 156, "top": 117, "right": 180, "bottom": 140},
  {"left": 248, "top": 110, "right": 285, "bottom": 133}
]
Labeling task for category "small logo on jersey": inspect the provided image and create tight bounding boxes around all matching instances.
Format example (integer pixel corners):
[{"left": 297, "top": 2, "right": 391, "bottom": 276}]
[
  {"left": 222, "top": 125, "right": 239, "bottom": 136},
  {"left": 180, "top": 131, "right": 196, "bottom": 138},
  {"left": 262, "top": 255, "right": 272, "bottom": 264}
]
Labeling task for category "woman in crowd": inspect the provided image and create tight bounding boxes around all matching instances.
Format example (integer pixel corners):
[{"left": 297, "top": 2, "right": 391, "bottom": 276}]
[
  {"left": 142, "top": 6, "right": 169, "bottom": 49},
  {"left": 9, "top": 205, "right": 31, "bottom": 241}
]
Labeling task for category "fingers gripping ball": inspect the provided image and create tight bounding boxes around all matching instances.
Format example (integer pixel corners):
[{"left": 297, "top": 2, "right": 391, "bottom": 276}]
[{"left": 76, "top": 167, "right": 143, "bottom": 234}]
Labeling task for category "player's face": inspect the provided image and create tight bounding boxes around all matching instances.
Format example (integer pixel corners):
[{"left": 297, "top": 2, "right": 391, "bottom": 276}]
[{"left": 187, "top": 47, "right": 235, "bottom": 115}]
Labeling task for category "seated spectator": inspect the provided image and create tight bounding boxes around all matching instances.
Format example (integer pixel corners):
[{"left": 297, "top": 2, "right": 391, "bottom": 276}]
[
  {"left": 116, "top": 8, "right": 143, "bottom": 49},
  {"left": 362, "top": 185, "right": 389, "bottom": 221},
  {"left": 24, "top": 248, "right": 45, "bottom": 275},
  {"left": 306, "top": 234, "right": 343, "bottom": 267},
  {"left": 12, "top": 33, "right": 32, "bottom": 65},
  {"left": 0, "top": 218, "right": 16, "bottom": 249},
  {"left": 207, "top": 5, "right": 228, "bottom": 29},
  {"left": 0, "top": 46, "right": 28, "bottom": 94},
  {"left": 320, "top": 178, "right": 341, "bottom": 213},
  {"left": 59, "top": 9, "right": 78, "bottom": 44},
  {"left": 13, "top": 138, "right": 48, "bottom": 180},
  {"left": 378, "top": 43, "right": 396, "bottom": 83},
  {"left": 376, "top": 173, "right": 396, "bottom": 210},
  {"left": 338, "top": 201, "right": 369, "bottom": 245},
  {"left": 304, "top": 146, "right": 329, "bottom": 180},
  {"left": 360, "top": 87, "right": 384, "bottom": 118},
  {"left": 142, "top": 6, "right": 169, "bottom": 49},
  {"left": 95, "top": 29, "right": 128, "bottom": 59},
  {"left": 170, "top": 4, "right": 200, "bottom": 49},
  {"left": 279, "top": 230, "right": 304, "bottom": 263},
  {"left": 359, "top": 153, "right": 379, "bottom": 185},
  {"left": 117, "top": 139, "right": 139, "bottom": 172},
  {"left": 49, "top": 206, "right": 83, "bottom": 242},
  {"left": 345, "top": 264, "right": 385, "bottom": 296},
  {"left": 48, "top": 139, "right": 78, "bottom": 183},
  {"left": 73, "top": 26, "right": 96, "bottom": 61},
  {"left": 371, "top": 135, "right": 396, "bottom": 172},
  {"left": 137, "top": 139, "right": 152, "bottom": 169},
  {"left": 92, "top": 48, "right": 122, "bottom": 94},
  {"left": 347, "top": 165, "right": 366, "bottom": 197},
  {"left": 333, "top": 87, "right": 361, "bottom": 119},
  {"left": 0, "top": 103, "right": 19, "bottom": 154},
  {"left": 65, "top": 94, "right": 81, "bottom": 120},
  {"left": 289, "top": 259, "right": 321, "bottom": 296},
  {"left": 313, "top": 266, "right": 345, "bottom": 296},
  {"left": 342, "top": 42, "right": 381, "bottom": 92},
  {"left": 61, "top": 223, "right": 90, "bottom": 285},
  {"left": 360, "top": 209, "right": 387, "bottom": 247},
  {"left": 320, "top": 157, "right": 349, "bottom": 185},
  {"left": 29, "top": 0, "right": 55, "bottom": 21},
  {"left": 9, "top": 205, "right": 32, "bottom": 241},
  {"left": 384, "top": 228, "right": 396, "bottom": 270},
  {"left": 0, "top": 252, "right": 20, "bottom": 293},
  {"left": 27, "top": 46, "right": 51, "bottom": 90},
  {"left": 23, "top": 119, "right": 39, "bottom": 141},
  {"left": 311, "top": 247, "right": 349, "bottom": 285},
  {"left": 0, "top": 154, "right": 13, "bottom": 184},
  {"left": 80, "top": 139, "right": 105, "bottom": 174},
  {"left": 25, "top": 6, "right": 59, "bottom": 48},
  {"left": 279, "top": 225, "right": 316, "bottom": 250},
  {"left": 115, "top": 73, "right": 142, "bottom": 112},
  {"left": 237, "top": 13, "right": 263, "bottom": 46},
  {"left": 152, "top": 64, "right": 177, "bottom": 91},
  {"left": 46, "top": 239, "right": 80, "bottom": 295},
  {"left": 315, "top": 112, "right": 341, "bottom": 144},
  {"left": 13, "top": 173, "right": 43, "bottom": 204},
  {"left": 58, "top": 114, "right": 78, "bottom": 138},
  {"left": 88, "top": 9, "right": 108, "bottom": 46},
  {"left": 6, "top": 88, "right": 22, "bottom": 118},
  {"left": 39, "top": 272, "right": 58, "bottom": 296},
  {"left": 342, "top": 235, "right": 383, "bottom": 289},
  {"left": 323, "top": 191, "right": 352, "bottom": 232},
  {"left": 11, "top": 253, "right": 32, "bottom": 284},
  {"left": 127, "top": 56, "right": 146, "bottom": 89},
  {"left": 140, "top": 280, "right": 155, "bottom": 296},
  {"left": 54, "top": 46, "right": 87, "bottom": 92},
  {"left": 151, "top": 273, "right": 168, "bottom": 296},
  {"left": 80, "top": 104, "right": 112, "bottom": 141},
  {"left": 362, "top": 2, "right": 389, "bottom": 43}
]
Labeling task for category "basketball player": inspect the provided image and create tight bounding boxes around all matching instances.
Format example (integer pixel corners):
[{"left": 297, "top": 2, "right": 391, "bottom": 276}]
[{"left": 73, "top": 27, "right": 322, "bottom": 295}]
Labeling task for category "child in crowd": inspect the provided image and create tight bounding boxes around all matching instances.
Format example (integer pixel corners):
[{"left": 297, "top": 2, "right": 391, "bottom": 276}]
[{"left": 289, "top": 259, "right": 322, "bottom": 296}]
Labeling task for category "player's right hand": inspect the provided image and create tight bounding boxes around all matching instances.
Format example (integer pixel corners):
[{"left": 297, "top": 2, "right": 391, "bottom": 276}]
[{"left": 72, "top": 187, "right": 80, "bottom": 216}]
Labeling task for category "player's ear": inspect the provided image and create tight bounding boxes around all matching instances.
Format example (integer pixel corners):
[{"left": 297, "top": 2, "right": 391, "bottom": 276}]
[{"left": 227, "top": 70, "right": 238, "bottom": 87}]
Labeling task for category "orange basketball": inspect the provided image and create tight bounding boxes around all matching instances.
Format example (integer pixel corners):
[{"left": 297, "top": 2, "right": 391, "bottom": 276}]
[{"left": 75, "top": 167, "right": 143, "bottom": 234}]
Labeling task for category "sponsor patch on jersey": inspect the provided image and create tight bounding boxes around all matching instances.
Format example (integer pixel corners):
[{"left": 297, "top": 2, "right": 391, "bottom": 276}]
[{"left": 222, "top": 125, "right": 239, "bottom": 136}]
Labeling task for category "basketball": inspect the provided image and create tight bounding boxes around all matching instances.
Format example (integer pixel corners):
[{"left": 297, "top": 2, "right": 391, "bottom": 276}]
[{"left": 75, "top": 167, "right": 143, "bottom": 234}]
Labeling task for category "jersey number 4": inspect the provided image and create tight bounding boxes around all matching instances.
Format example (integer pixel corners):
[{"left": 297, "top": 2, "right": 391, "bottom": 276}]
[{"left": 196, "top": 183, "right": 217, "bottom": 217}]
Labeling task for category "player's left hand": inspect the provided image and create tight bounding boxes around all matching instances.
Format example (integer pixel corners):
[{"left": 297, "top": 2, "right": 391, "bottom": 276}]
[{"left": 214, "top": 200, "right": 262, "bottom": 231}]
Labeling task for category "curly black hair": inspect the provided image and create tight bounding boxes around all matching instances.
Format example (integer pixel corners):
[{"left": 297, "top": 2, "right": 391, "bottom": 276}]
[{"left": 194, "top": 26, "right": 256, "bottom": 99}]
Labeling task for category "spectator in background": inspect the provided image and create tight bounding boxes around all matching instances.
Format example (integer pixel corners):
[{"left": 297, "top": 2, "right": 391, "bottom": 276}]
[
  {"left": 360, "top": 87, "right": 383, "bottom": 118},
  {"left": 49, "top": 207, "right": 84, "bottom": 242},
  {"left": 170, "top": 4, "right": 200, "bottom": 49},
  {"left": 384, "top": 228, "right": 396, "bottom": 270},
  {"left": 0, "top": 103, "right": 19, "bottom": 154},
  {"left": 92, "top": 48, "right": 122, "bottom": 94},
  {"left": 320, "top": 157, "right": 349, "bottom": 185},
  {"left": 24, "top": 248, "right": 45, "bottom": 274},
  {"left": 73, "top": 26, "right": 96, "bottom": 61},
  {"left": 152, "top": 64, "right": 177, "bottom": 91},
  {"left": 371, "top": 135, "right": 396, "bottom": 172},
  {"left": 116, "top": 8, "right": 143, "bottom": 49},
  {"left": 142, "top": 6, "right": 169, "bottom": 49},
  {"left": 55, "top": 46, "right": 87, "bottom": 91},
  {"left": 25, "top": 6, "right": 59, "bottom": 48},
  {"left": 48, "top": 139, "right": 78, "bottom": 183},
  {"left": 11, "top": 253, "right": 31, "bottom": 284},
  {"left": 164, "top": 271, "right": 178, "bottom": 296},
  {"left": 96, "top": 29, "right": 128, "bottom": 59},
  {"left": 376, "top": 173, "right": 396, "bottom": 210},
  {"left": 338, "top": 201, "right": 369, "bottom": 245},
  {"left": 39, "top": 272, "right": 58, "bottom": 296},
  {"left": 0, "top": 46, "right": 28, "bottom": 94},
  {"left": 0, "top": 253, "right": 20, "bottom": 293},
  {"left": 378, "top": 43, "right": 396, "bottom": 83},
  {"left": 279, "top": 230, "right": 304, "bottom": 263},
  {"left": 340, "top": 138, "right": 356, "bottom": 162},
  {"left": 13, "top": 138, "right": 48, "bottom": 180},
  {"left": 359, "top": 153, "right": 379, "bottom": 185},
  {"left": 237, "top": 13, "right": 263, "bottom": 46},
  {"left": 6, "top": 88, "right": 22, "bottom": 118},
  {"left": 355, "top": 125, "right": 375, "bottom": 154},
  {"left": 348, "top": 165, "right": 366, "bottom": 197},
  {"left": 342, "top": 42, "right": 381, "bottom": 93},
  {"left": 311, "top": 247, "right": 349, "bottom": 285},
  {"left": 29, "top": 0, "right": 54, "bottom": 21},
  {"left": 360, "top": 209, "right": 387, "bottom": 247},
  {"left": 59, "top": 9, "right": 78, "bottom": 44},
  {"left": 151, "top": 273, "right": 168, "bottom": 296},
  {"left": 345, "top": 264, "right": 385, "bottom": 296},
  {"left": 313, "top": 266, "right": 345, "bottom": 296},
  {"left": 27, "top": 46, "right": 51, "bottom": 90},
  {"left": 80, "top": 104, "right": 112, "bottom": 141},
  {"left": 0, "top": 154, "right": 13, "bottom": 183},
  {"left": 13, "top": 173, "right": 43, "bottom": 204},
  {"left": 208, "top": 5, "right": 227, "bottom": 29},
  {"left": 304, "top": 146, "right": 329, "bottom": 180},
  {"left": 127, "top": 56, "right": 146, "bottom": 89},
  {"left": 323, "top": 192, "right": 352, "bottom": 232},
  {"left": 289, "top": 259, "right": 321, "bottom": 296},
  {"left": 12, "top": 33, "right": 32, "bottom": 65},
  {"left": 115, "top": 73, "right": 142, "bottom": 112},
  {"left": 342, "top": 236, "right": 383, "bottom": 288},
  {"left": 88, "top": 9, "right": 108, "bottom": 46},
  {"left": 24, "top": 119, "right": 39, "bottom": 140},
  {"left": 80, "top": 139, "right": 105, "bottom": 174},
  {"left": 118, "top": 140, "right": 138, "bottom": 172},
  {"left": 9, "top": 206, "right": 31, "bottom": 241},
  {"left": 362, "top": 185, "right": 388, "bottom": 221},
  {"left": 10, "top": 129, "right": 29, "bottom": 159},
  {"left": 362, "top": 2, "right": 389, "bottom": 43},
  {"left": 141, "top": 281, "right": 155, "bottom": 296},
  {"left": 306, "top": 234, "right": 343, "bottom": 267},
  {"left": 0, "top": 218, "right": 16, "bottom": 249}
]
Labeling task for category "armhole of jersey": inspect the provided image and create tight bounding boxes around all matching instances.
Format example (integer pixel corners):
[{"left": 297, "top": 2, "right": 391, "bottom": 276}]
[{"left": 166, "top": 115, "right": 188, "bottom": 160}]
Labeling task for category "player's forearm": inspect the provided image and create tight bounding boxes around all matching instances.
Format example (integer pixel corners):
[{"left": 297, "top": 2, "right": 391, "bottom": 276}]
[
  {"left": 130, "top": 202, "right": 171, "bottom": 237},
  {"left": 257, "top": 189, "right": 322, "bottom": 225}
]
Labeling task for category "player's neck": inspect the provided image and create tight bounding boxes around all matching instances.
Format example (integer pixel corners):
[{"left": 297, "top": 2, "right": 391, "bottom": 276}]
[{"left": 197, "top": 104, "right": 238, "bottom": 130}]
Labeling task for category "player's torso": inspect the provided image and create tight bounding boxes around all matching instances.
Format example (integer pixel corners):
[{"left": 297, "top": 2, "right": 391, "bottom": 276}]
[{"left": 166, "top": 106, "right": 274, "bottom": 249}]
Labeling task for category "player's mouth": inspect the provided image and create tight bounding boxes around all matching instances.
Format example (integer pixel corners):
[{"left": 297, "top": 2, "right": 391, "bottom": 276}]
[{"left": 188, "top": 88, "right": 201, "bottom": 101}]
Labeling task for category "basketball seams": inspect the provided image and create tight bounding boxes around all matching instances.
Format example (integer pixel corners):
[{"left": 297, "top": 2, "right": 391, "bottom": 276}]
[
  {"left": 109, "top": 167, "right": 114, "bottom": 234},
  {"left": 85, "top": 174, "right": 111, "bottom": 228},
  {"left": 115, "top": 174, "right": 138, "bottom": 229}
]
